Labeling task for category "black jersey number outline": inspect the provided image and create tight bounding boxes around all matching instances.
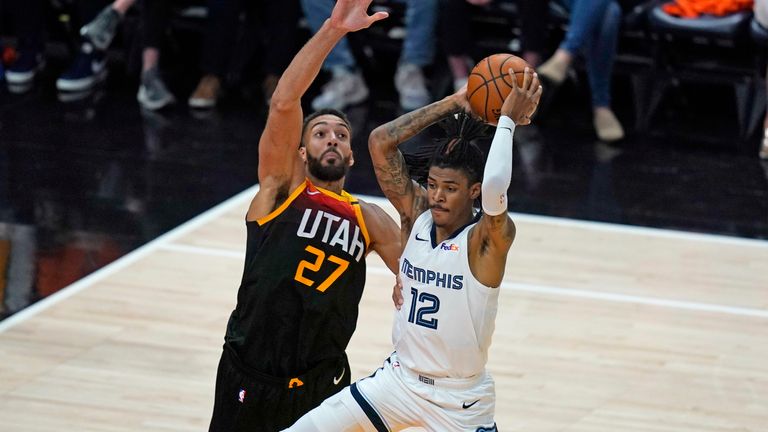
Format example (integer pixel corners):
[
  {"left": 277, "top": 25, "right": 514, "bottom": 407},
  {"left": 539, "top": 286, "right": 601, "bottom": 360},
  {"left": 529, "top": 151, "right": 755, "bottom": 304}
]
[
  {"left": 294, "top": 245, "right": 350, "bottom": 292},
  {"left": 407, "top": 287, "right": 440, "bottom": 329}
]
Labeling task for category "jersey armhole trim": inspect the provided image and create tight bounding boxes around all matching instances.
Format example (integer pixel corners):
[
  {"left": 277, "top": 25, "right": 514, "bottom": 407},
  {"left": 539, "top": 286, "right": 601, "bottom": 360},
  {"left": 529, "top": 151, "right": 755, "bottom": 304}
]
[
  {"left": 352, "top": 201, "right": 371, "bottom": 248},
  {"left": 255, "top": 180, "right": 307, "bottom": 226}
]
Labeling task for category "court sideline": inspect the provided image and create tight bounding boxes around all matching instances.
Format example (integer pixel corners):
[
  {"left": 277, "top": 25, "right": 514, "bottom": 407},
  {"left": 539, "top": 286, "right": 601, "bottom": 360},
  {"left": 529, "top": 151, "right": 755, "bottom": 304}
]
[{"left": 1, "top": 186, "right": 766, "bottom": 431}]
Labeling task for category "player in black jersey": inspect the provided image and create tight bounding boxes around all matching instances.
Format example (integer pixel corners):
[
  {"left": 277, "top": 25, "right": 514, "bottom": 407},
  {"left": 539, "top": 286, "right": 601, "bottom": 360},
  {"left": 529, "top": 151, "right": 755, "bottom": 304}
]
[{"left": 207, "top": 2, "right": 400, "bottom": 431}]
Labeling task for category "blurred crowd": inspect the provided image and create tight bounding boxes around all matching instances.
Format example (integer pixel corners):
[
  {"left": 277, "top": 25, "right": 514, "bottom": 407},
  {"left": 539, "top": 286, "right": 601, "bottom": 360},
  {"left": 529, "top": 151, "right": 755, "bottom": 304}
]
[{"left": 0, "top": 0, "right": 766, "bottom": 154}]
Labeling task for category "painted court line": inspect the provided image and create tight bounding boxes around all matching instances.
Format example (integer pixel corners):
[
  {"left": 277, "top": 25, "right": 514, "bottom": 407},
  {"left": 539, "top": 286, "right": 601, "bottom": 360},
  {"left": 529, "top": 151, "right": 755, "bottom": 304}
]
[
  {"left": 2, "top": 186, "right": 765, "bottom": 334},
  {"left": 159, "top": 243, "right": 768, "bottom": 319},
  {"left": 0, "top": 185, "right": 259, "bottom": 334}
]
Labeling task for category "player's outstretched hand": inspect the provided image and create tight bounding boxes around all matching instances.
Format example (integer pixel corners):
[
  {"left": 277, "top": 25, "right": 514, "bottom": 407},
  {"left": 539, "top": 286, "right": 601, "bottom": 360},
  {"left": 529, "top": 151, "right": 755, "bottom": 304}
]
[
  {"left": 500, "top": 67, "right": 542, "bottom": 126},
  {"left": 330, "top": 0, "right": 389, "bottom": 33}
]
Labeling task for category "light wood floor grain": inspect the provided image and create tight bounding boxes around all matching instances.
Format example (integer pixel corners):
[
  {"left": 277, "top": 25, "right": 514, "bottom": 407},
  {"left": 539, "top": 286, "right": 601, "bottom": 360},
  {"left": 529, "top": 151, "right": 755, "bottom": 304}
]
[{"left": 1, "top": 186, "right": 766, "bottom": 431}]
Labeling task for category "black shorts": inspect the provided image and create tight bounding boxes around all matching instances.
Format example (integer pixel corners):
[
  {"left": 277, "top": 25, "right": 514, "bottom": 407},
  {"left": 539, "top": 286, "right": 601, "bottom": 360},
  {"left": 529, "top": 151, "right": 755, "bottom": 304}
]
[{"left": 208, "top": 345, "right": 350, "bottom": 432}]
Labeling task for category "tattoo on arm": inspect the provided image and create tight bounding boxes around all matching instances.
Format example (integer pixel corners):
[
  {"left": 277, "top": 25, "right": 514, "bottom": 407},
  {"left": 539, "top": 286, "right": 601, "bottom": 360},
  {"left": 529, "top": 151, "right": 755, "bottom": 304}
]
[
  {"left": 374, "top": 101, "right": 458, "bottom": 192},
  {"left": 375, "top": 151, "right": 411, "bottom": 197},
  {"left": 383, "top": 102, "right": 457, "bottom": 145}
]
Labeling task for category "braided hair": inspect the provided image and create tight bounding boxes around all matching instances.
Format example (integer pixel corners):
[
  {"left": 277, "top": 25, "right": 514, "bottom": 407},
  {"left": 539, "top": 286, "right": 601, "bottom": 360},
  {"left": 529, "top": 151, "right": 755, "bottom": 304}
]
[{"left": 403, "top": 112, "right": 491, "bottom": 186}]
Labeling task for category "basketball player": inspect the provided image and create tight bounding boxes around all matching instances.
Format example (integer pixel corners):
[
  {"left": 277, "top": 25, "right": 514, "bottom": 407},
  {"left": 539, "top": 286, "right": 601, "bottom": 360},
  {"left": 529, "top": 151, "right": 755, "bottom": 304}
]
[
  {"left": 283, "top": 68, "right": 542, "bottom": 431},
  {"left": 207, "top": 2, "right": 400, "bottom": 431}
]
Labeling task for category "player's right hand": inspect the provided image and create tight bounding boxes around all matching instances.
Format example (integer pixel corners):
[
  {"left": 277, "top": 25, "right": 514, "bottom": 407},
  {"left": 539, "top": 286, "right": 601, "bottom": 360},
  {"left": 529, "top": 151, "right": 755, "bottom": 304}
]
[
  {"left": 452, "top": 83, "right": 474, "bottom": 115},
  {"left": 330, "top": 0, "right": 389, "bottom": 33},
  {"left": 500, "top": 67, "right": 542, "bottom": 126}
]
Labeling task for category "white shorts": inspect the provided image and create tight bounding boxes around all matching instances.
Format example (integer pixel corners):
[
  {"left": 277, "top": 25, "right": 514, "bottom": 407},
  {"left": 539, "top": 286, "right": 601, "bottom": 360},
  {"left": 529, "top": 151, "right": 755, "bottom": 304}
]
[{"left": 286, "top": 353, "right": 497, "bottom": 432}]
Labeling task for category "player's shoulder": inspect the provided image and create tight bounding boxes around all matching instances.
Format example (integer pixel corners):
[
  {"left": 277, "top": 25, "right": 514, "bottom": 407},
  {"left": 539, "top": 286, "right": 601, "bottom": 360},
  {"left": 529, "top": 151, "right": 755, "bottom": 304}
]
[
  {"left": 356, "top": 199, "right": 399, "bottom": 232},
  {"left": 356, "top": 198, "right": 386, "bottom": 220}
]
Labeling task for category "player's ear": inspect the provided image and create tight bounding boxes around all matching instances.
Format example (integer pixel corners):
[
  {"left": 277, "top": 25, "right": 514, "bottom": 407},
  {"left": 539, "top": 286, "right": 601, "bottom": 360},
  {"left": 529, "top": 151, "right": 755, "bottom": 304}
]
[
  {"left": 348, "top": 151, "right": 355, "bottom": 167},
  {"left": 298, "top": 146, "right": 307, "bottom": 162},
  {"left": 469, "top": 182, "right": 481, "bottom": 200}
]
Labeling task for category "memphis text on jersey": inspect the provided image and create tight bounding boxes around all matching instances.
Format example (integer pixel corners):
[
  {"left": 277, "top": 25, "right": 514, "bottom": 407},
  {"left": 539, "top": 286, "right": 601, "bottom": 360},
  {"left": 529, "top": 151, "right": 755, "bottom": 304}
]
[{"left": 401, "top": 258, "right": 464, "bottom": 290}]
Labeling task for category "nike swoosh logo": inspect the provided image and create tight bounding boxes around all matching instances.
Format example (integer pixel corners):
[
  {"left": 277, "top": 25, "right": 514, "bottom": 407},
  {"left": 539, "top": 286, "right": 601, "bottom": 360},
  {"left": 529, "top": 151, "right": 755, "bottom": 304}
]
[
  {"left": 307, "top": 190, "right": 320, "bottom": 195},
  {"left": 415, "top": 233, "right": 429, "bottom": 242},
  {"left": 333, "top": 367, "right": 345, "bottom": 385},
  {"left": 462, "top": 399, "right": 480, "bottom": 409}
]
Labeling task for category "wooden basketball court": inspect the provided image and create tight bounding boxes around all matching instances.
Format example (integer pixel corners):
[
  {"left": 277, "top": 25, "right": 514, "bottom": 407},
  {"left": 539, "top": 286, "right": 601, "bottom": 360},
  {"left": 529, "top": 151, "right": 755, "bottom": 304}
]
[{"left": 1, "top": 185, "right": 766, "bottom": 431}]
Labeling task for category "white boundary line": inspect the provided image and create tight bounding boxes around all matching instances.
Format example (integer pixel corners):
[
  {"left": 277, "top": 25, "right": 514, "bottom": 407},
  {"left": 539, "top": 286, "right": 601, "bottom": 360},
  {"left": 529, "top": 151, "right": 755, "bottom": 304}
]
[
  {"left": 0, "top": 185, "right": 259, "bottom": 334},
  {"left": 508, "top": 212, "right": 768, "bottom": 249},
  {"left": 159, "top": 244, "right": 768, "bottom": 319},
  {"left": 359, "top": 196, "right": 768, "bottom": 249},
  {"left": 2, "top": 187, "right": 766, "bottom": 334}
]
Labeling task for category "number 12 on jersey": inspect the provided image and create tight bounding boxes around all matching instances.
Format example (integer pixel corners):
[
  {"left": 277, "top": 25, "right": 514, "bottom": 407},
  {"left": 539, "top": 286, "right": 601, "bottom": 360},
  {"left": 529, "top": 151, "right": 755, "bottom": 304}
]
[{"left": 407, "top": 287, "right": 440, "bottom": 329}]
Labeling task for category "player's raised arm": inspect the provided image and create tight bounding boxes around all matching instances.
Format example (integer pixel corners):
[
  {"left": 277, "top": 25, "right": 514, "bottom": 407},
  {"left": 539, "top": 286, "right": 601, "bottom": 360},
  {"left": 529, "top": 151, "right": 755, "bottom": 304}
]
[
  {"left": 471, "top": 67, "right": 542, "bottom": 287},
  {"left": 257, "top": 0, "right": 388, "bottom": 188},
  {"left": 368, "top": 89, "right": 470, "bottom": 237}
]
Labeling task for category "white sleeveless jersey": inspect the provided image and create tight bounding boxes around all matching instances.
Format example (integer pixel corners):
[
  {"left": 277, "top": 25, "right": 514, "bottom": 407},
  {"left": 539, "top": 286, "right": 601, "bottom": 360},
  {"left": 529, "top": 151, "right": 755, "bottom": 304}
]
[{"left": 393, "top": 210, "right": 500, "bottom": 379}]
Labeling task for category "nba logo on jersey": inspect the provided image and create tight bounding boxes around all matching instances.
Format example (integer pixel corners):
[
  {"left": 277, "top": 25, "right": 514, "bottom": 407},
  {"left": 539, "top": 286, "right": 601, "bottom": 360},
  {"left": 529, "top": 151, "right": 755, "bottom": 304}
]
[
  {"left": 238, "top": 389, "right": 246, "bottom": 403},
  {"left": 440, "top": 243, "right": 459, "bottom": 252}
]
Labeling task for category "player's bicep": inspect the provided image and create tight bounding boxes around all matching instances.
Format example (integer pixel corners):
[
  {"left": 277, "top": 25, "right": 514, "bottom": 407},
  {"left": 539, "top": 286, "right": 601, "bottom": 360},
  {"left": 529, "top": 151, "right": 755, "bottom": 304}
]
[
  {"left": 477, "top": 212, "right": 516, "bottom": 253},
  {"left": 363, "top": 203, "right": 402, "bottom": 273}
]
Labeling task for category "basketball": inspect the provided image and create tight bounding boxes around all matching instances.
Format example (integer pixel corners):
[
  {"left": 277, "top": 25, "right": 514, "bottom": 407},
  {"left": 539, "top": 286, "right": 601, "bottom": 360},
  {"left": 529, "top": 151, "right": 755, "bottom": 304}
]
[{"left": 467, "top": 53, "right": 532, "bottom": 125}]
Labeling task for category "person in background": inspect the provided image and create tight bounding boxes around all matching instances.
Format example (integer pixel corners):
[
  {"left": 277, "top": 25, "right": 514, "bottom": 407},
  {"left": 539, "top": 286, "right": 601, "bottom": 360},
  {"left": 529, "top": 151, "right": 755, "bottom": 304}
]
[
  {"left": 521, "top": 0, "right": 625, "bottom": 142},
  {"left": 188, "top": 0, "right": 301, "bottom": 108},
  {"left": 755, "top": 0, "right": 768, "bottom": 159},
  {"left": 301, "top": 0, "right": 438, "bottom": 111},
  {"left": 57, "top": 0, "right": 136, "bottom": 93}
]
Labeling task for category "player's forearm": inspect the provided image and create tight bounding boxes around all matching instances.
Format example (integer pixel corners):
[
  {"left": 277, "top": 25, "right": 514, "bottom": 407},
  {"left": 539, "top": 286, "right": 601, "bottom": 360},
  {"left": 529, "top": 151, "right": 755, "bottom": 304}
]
[
  {"left": 270, "top": 20, "right": 346, "bottom": 108},
  {"left": 369, "top": 94, "right": 463, "bottom": 155},
  {"left": 481, "top": 116, "right": 515, "bottom": 216}
]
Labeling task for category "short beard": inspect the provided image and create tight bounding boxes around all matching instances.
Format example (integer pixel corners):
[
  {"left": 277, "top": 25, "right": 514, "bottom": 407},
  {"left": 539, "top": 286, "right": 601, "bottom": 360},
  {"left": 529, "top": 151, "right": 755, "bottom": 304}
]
[{"left": 306, "top": 150, "right": 350, "bottom": 182}]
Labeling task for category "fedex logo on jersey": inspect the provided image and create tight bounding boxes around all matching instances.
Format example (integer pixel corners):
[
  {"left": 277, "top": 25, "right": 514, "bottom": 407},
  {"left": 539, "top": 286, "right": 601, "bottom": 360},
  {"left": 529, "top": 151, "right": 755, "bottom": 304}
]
[
  {"left": 440, "top": 242, "right": 459, "bottom": 252},
  {"left": 401, "top": 258, "right": 463, "bottom": 290}
]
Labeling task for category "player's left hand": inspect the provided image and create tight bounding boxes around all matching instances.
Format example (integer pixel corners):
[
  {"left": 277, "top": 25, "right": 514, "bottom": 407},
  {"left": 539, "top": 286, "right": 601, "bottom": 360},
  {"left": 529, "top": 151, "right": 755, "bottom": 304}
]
[
  {"left": 501, "top": 67, "right": 542, "bottom": 126},
  {"left": 392, "top": 273, "right": 404, "bottom": 310}
]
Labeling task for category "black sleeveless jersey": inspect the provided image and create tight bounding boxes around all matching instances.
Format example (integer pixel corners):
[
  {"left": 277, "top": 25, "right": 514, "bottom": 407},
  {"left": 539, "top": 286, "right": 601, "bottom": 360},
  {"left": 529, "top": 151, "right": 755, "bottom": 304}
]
[{"left": 225, "top": 179, "right": 370, "bottom": 377}]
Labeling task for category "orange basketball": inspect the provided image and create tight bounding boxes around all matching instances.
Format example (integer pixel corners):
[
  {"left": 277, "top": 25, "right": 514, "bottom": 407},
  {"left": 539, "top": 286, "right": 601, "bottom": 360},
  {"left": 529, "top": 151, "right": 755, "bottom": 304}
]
[{"left": 467, "top": 53, "right": 532, "bottom": 125}]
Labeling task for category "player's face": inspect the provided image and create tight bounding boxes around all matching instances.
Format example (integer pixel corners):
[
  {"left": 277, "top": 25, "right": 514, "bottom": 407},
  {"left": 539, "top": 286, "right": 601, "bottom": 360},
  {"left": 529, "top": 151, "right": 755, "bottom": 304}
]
[
  {"left": 301, "top": 115, "right": 354, "bottom": 182},
  {"left": 426, "top": 167, "right": 480, "bottom": 228}
]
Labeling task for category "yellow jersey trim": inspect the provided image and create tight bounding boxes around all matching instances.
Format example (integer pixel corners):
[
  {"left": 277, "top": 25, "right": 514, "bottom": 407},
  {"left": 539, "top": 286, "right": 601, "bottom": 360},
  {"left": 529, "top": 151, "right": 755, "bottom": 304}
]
[
  {"left": 351, "top": 200, "right": 371, "bottom": 249},
  {"left": 256, "top": 180, "right": 308, "bottom": 226}
]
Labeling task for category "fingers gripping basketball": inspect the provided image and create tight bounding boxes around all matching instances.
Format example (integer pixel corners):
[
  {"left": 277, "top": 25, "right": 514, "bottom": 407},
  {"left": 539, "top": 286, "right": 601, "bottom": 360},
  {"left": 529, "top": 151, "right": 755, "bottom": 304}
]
[{"left": 467, "top": 54, "right": 531, "bottom": 125}]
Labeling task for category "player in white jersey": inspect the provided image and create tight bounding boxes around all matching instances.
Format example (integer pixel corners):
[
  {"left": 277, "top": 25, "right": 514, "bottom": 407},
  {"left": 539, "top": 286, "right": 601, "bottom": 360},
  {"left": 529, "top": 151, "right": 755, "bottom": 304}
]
[{"left": 282, "top": 68, "right": 542, "bottom": 431}]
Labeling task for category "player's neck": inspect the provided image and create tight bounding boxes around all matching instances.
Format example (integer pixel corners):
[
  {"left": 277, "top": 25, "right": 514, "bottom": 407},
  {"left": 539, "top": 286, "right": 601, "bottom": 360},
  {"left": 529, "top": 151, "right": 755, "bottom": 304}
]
[{"left": 307, "top": 175, "right": 345, "bottom": 195}]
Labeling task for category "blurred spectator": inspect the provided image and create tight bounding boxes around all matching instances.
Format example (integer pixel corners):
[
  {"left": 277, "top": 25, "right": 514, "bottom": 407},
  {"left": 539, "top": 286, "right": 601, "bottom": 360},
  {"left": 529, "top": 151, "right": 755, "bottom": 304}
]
[
  {"left": 188, "top": 0, "right": 301, "bottom": 108},
  {"left": 301, "top": 0, "right": 437, "bottom": 111},
  {"left": 57, "top": 0, "right": 136, "bottom": 93},
  {"left": 0, "top": 222, "right": 36, "bottom": 318},
  {"left": 756, "top": 0, "right": 768, "bottom": 159},
  {"left": 136, "top": 0, "right": 177, "bottom": 110},
  {"left": 523, "top": 0, "right": 625, "bottom": 142},
  {"left": 438, "top": 0, "right": 494, "bottom": 92},
  {"left": 1, "top": 0, "right": 47, "bottom": 90},
  {"left": 517, "top": 0, "right": 549, "bottom": 67}
]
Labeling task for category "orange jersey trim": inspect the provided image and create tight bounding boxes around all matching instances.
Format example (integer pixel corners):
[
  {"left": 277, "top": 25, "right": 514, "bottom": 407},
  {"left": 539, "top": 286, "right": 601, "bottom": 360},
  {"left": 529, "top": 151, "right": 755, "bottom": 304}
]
[{"left": 256, "top": 180, "right": 308, "bottom": 226}]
